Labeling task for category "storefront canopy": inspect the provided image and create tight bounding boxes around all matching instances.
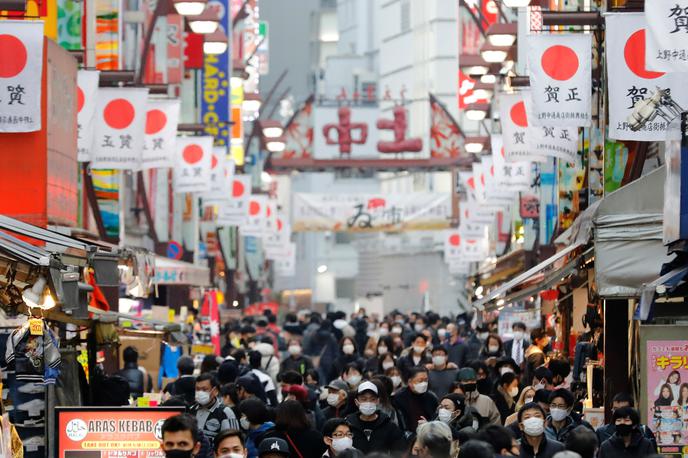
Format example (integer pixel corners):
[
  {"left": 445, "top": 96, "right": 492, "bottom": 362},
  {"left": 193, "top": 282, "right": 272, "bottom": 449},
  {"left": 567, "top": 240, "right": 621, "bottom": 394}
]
[{"left": 154, "top": 256, "right": 211, "bottom": 286}]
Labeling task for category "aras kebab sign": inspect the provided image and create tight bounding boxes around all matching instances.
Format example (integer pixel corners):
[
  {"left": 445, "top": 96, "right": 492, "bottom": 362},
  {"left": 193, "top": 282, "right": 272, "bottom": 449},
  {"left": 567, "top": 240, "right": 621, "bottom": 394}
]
[{"left": 56, "top": 407, "right": 184, "bottom": 457}]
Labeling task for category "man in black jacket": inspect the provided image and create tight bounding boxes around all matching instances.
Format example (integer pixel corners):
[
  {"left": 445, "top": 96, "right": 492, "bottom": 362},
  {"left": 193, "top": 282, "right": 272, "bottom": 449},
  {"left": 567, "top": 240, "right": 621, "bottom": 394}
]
[
  {"left": 117, "top": 346, "right": 151, "bottom": 399},
  {"left": 163, "top": 356, "right": 196, "bottom": 405},
  {"left": 598, "top": 407, "right": 655, "bottom": 458},
  {"left": 393, "top": 367, "right": 439, "bottom": 433},
  {"left": 596, "top": 393, "right": 657, "bottom": 450},
  {"left": 517, "top": 402, "right": 565, "bottom": 458},
  {"left": 345, "top": 381, "right": 406, "bottom": 454}
]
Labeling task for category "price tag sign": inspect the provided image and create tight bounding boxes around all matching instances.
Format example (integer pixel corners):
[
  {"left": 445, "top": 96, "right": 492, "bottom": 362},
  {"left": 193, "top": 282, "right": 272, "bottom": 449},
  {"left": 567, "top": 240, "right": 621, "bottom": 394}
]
[{"left": 29, "top": 318, "right": 43, "bottom": 336}]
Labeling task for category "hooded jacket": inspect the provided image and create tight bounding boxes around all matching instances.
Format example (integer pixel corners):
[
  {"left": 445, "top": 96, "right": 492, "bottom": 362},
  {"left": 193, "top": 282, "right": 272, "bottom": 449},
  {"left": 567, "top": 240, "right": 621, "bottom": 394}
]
[
  {"left": 519, "top": 433, "right": 565, "bottom": 458},
  {"left": 345, "top": 411, "right": 406, "bottom": 455},
  {"left": 392, "top": 386, "right": 439, "bottom": 433},
  {"left": 599, "top": 429, "right": 656, "bottom": 458},
  {"left": 253, "top": 342, "right": 280, "bottom": 383},
  {"left": 464, "top": 390, "right": 502, "bottom": 425}
]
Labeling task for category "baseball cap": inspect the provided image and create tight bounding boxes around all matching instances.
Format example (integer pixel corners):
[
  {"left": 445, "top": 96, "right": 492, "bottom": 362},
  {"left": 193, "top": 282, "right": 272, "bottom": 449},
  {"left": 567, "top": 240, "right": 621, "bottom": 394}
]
[
  {"left": 457, "top": 367, "right": 477, "bottom": 381},
  {"left": 325, "top": 379, "right": 349, "bottom": 392},
  {"left": 258, "top": 438, "right": 290, "bottom": 457},
  {"left": 357, "top": 381, "right": 378, "bottom": 396}
]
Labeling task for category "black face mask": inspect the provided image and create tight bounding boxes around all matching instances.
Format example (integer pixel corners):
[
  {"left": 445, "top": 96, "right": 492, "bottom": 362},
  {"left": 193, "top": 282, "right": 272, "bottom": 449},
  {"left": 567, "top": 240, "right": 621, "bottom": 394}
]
[
  {"left": 616, "top": 424, "right": 634, "bottom": 436},
  {"left": 462, "top": 382, "right": 477, "bottom": 393},
  {"left": 477, "top": 378, "right": 491, "bottom": 395},
  {"left": 165, "top": 450, "right": 194, "bottom": 458}
]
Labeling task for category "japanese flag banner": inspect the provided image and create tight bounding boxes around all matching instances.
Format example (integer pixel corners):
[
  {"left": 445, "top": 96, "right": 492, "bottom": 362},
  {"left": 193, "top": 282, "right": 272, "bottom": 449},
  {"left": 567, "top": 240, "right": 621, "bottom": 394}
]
[
  {"left": 448, "top": 260, "right": 470, "bottom": 275},
  {"left": 482, "top": 156, "right": 514, "bottom": 207},
  {"left": 241, "top": 195, "right": 268, "bottom": 237},
  {"left": 491, "top": 135, "right": 531, "bottom": 192},
  {"left": 459, "top": 217, "right": 487, "bottom": 239},
  {"left": 174, "top": 136, "right": 213, "bottom": 193},
  {"left": 473, "top": 162, "right": 487, "bottom": 204},
  {"left": 645, "top": 0, "right": 688, "bottom": 72},
  {"left": 91, "top": 87, "right": 149, "bottom": 169},
  {"left": 444, "top": 230, "right": 462, "bottom": 262},
  {"left": 202, "top": 147, "right": 234, "bottom": 204},
  {"left": 77, "top": 70, "right": 100, "bottom": 161},
  {"left": 274, "top": 242, "right": 296, "bottom": 277},
  {"left": 458, "top": 171, "right": 478, "bottom": 202},
  {"left": 0, "top": 21, "right": 44, "bottom": 132},
  {"left": 264, "top": 215, "right": 291, "bottom": 260},
  {"left": 264, "top": 199, "right": 279, "bottom": 236},
  {"left": 526, "top": 33, "right": 592, "bottom": 127},
  {"left": 523, "top": 90, "right": 579, "bottom": 162},
  {"left": 142, "top": 99, "right": 180, "bottom": 169},
  {"left": 218, "top": 174, "right": 251, "bottom": 226},
  {"left": 462, "top": 237, "right": 489, "bottom": 262},
  {"left": 606, "top": 13, "right": 688, "bottom": 141},
  {"left": 499, "top": 92, "right": 547, "bottom": 163}
]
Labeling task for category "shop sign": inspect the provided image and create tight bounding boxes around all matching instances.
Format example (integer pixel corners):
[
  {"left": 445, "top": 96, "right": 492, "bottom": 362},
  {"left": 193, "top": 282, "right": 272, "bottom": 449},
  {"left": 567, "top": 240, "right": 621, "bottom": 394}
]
[
  {"left": 645, "top": 340, "right": 688, "bottom": 453},
  {"left": 56, "top": 407, "right": 184, "bottom": 457},
  {"left": 142, "top": 98, "right": 180, "bottom": 169},
  {"left": 497, "top": 307, "right": 542, "bottom": 338},
  {"left": 76, "top": 70, "right": 100, "bottom": 162},
  {"left": 166, "top": 15, "right": 183, "bottom": 84},
  {"left": 241, "top": 195, "right": 267, "bottom": 237},
  {"left": 526, "top": 33, "right": 592, "bottom": 127},
  {"left": 499, "top": 92, "right": 546, "bottom": 163},
  {"left": 443, "top": 230, "right": 462, "bottom": 262},
  {"left": 646, "top": 0, "right": 688, "bottom": 72},
  {"left": 0, "top": 20, "right": 44, "bottom": 133},
  {"left": 91, "top": 87, "right": 149, "bottom": 169},
  {"left": 292, "top": 193, "right": 452, "bottom": 232},
  {"left": 606, "top": 13, "right": 688, "bottom": 141},
  {"left": 524, "top": 91, "right": 579, "bottom": 162},
  {"left": 174, "top": 136, "right": 213, "bottom": 193}
]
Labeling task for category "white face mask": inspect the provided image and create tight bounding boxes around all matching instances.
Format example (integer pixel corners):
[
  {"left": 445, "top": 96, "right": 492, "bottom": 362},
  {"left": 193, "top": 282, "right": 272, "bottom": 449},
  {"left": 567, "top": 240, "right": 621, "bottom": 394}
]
[
  {"left": 413, "top": 382, "right": 428, "bottom": 394},
  {"left": 342, "top": 344, "right": 355, "bottom": 355},
  {"left": 488, "top": 345, "right": 500, "bottom": 353},
  {"left": 478, "top": 332, "right": 489, "bottom": 340},
  {"left": 550, "top": 407, "right": 568, "bottom": 422},
  {"left": 414, "top": 324, "right": 425, "bottom": 332},
  {"left": 513, "top": 331, "right": 525, "bottom": 341},
  {"left": 358, "top": 402, "right": 377, "bottom": 416},
  {"left": 240, "top": 417, "right": 251, "bottom": 430},
  {"left": 524, "top": 397, "right": 534, "bottom": 404},
  {"left": 327, "top": 393, "right": 341, "bottom": 406},
  {"left": 509, "top": 387, "right": 520, "bottom": 398},
  {"left": 534, "top": 382, "right": 545, "bottom": 390},
  {"left": 219, "top": 454, "right": 245, "bottom": 458},
  {"left": 432, "top": 355, "right": 447, "bottom": 367},
  {"left": 438, "top": 408, "right": 453, "bottom": 423},
  {"left": 382, "top": 361, "right": 395, "bottom": 371},
  {"left": 392, "top": 327, "right": 403, "bottom": 335},
  {"left": 500, "top": 367, "right": 515, "bottom": 375},
  {"left": 347, "top": 374, "right": 362, "bottom": 386},
  {"left": 378, "top": 328, "right": 389, "bottom": 336},
  {"left": 288, "top": 345, "right": 302, "bottom": 356},
  {"left": 413, "top": 345, "right": 425, "bottom": 354},
  {"left": 522, "top": 417, "right": 545, "bottom": 436},
  {"left": 195, "top": 390, "right": 211, "bottom": 405},
  {"left": 391, "top": 375, "right": 402, "bottom": 387},
  {"left": 331, "top": 437, "right": 353, "bottom": 454},
  {"left": 378, "top": 346, "right": 388, "bottom": 355}
]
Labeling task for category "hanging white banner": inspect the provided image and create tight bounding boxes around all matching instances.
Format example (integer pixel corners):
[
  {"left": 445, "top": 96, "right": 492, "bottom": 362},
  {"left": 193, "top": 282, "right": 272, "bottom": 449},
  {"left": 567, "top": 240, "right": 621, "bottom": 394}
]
[
  {"left": 274, "top": 242, "right": 296, "bottom": 277},
  {"left": 203, "top": 147, "right": 233, "bottom": 204},
  {"left": 462, "top": 237, "right": 489, "bottom": 262},
  {"left": 265, "top": 214, "right": 291, "bottom": 260},
  {"left": 91, "top": 87, "right": 149, "bottom": 169},
  {"left": 264, "top": 199, "right": 279, "bottom": 236},
  {"left": 174, "top": 136, "right": 213, "bottom": 193},
  {"left": 142, "top": 98, "right": 180, "bottom": 169},
  {"left": 0, "top": 20, "right": 44, "bottom": 133},
  {"left": 473, "top": 162, "right": 487, "bottom": 204},
  {"left": 524, "top": 90, "right": 580, "bottom": 162},
  {"left": 292, "top": 193, "right": 452, "bottom": 232},
  {"left": 499, "top": 92, "right": 547, "bottom": 163},
  {"left": 448, "top": 259, "right": 470, "bottom": 275},
  {"left": 242, "top": 195, "right": 268, "bottom": 237},
  {"left": 444, "top": 230, "right": 462, "bottom": 262},
  {"left": 218, "top": 175, "right": 251, "bottom": 226},
  {"left": 77, "top": 70, "right": 100, "bottom": 161},
  {"left": 491, "top": 135, "right": 531, "bottom": 192},
  {"left": 646, "top": 0, "right": 688, "bottom": 72},
  {"left": 527, "top": 33, "right": 592, "bottom": 127},
  {"left": 607, "top": 12, "right": 688, "bottom": 141},
  {"left": 459, "top": 219, "right": 487, "bottom": 239},
  {"left": 482, "top": 156, "right": 515, "bottom": 206}
]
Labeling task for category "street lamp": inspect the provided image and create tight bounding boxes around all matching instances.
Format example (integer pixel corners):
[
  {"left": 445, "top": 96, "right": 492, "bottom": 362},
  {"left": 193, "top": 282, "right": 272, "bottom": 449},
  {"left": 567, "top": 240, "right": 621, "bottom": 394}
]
[
  {"left": 243, "top": 93, "right": 262, "bottom": 113},
  {"left": 464, "top": 136, "right": 489, "bottom": 154},
  {"left": 486, "top": 22, "right": 517, "bottom": 47},
  {"left": 173, "top": 0, "right": 207, "bottom": 16},
  {"left": 203, "top": 29, "right": 229, "bottom": 55},
  {"left": 187, "top": 9, "right": 220, "bottom": 34},
  {"left": 265, "top": 136, "right": 286, "bottom": 153},
  {"left": 259, "top": 120, "right": 284, "bottom": 138},
  {"left": 480, "top": 43, "right": 510, "bottom": 63},
  {"left": 460, "top": 53, "right": 490, "bottom": 76},
  {"left": 465, "top": 103, "right": 490, "bottom": 121}
]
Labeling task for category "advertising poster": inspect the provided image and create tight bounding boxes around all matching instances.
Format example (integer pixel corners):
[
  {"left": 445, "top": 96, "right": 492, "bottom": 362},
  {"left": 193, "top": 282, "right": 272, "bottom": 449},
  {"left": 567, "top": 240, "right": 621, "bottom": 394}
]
[
  {"left": 497, "top": 307, "right": 542, "bottom": 339},
  {"left": 57, "top": 407, "right": 183, "bottom": 457},
  {"left": 201, "top": 0, "right": 231, "bottom": 145},
  {"left": 646, "top": 340, "right": 688, "bottom": 454}
]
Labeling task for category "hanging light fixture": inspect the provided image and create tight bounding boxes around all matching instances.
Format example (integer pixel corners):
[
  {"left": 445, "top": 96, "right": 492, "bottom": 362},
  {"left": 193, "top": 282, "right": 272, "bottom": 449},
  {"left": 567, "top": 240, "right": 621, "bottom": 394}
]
[
  {"left": 173, "top": 0, "right": 207, "bottom": 16},
  {"left": 480, "top": 43, "right": 511, "bottom": 63},
  {"left": 187, "top": 9, "right": 220, "bottom": 34},
  {"left": 243, "top": 93, "right": 262, "bottom": 113},
  {"left": 486, "top": 22, "right": 517, "bottom": 47},
  {"left": 503, "top": 0, "right": 531, "bottom": 7},
  {"left": 460, "top": 53, "right": 490, "bottom": 76},
  {"left": 203, "top": 29, "right": 228, "bottom": 54},
  {"left": 259, "top": 120, "right": 284, "bottom": 138},
  {"left": 465, "top": 103, "right": 490, "bottom": 121},
  {"left": 266, "top": 136, "right": 286, "bottom": 153},
  {"left": 464, "top": 136, "right": 489, "bottom": 154}
]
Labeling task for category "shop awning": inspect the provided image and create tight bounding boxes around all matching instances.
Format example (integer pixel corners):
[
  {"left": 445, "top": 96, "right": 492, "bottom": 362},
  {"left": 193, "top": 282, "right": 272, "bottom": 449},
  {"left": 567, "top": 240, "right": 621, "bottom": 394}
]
[
  {"left": 637, "top": 265, "right": 688, "bottom": 320},
  {"left": 154, "top": 256, "right": 211, "bottom": 286}
]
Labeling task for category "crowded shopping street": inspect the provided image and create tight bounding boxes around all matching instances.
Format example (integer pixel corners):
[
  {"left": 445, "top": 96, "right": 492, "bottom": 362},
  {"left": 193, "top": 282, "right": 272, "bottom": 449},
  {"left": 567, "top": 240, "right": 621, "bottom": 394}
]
[{"left": 1, "top": 0, "right": 688, "bottom": 457}]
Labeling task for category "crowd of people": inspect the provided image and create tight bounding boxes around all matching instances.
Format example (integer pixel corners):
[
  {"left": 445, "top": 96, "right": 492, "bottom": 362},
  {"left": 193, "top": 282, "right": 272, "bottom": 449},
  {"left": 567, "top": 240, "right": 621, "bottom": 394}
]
[{"left": 147, "top": 309, "right": 659, "bottom": 458}]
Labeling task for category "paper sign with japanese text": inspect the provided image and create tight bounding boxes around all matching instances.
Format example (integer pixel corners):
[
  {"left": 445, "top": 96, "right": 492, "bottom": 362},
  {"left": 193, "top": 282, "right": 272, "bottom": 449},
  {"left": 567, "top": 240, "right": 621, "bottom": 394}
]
[
  {"left": 241, "top": 195, "right": 268, "bottom": 237},
  {"left": 482, "top": 155, "right": 514, "bottom": 207},
  {"left": 91, "top": 87, "right": 149, "bottom": 169},
  {"left": 264, "top": 215, "right": 291, "bottom": 260},
  {"left": 203, "top": 147, "right": 235, "bottom": 204},
  {"left": 76, "top": 70, "right": 100, "bottom": 162},
  {"left": 499, "top": 92, "right": 547, "bottom": 163},
  {"left": 646, "top": 0, "right": 688, "bottom": 72},
  {"left": 0, "top": 20, "right": 44, "bottom": 132},
  {"left": 462, "top": 237, "right": 489, "bottom": 262},
  {"left": 174, "top": 136, "right": 213, "bottom": 193},
  {"left": 491, "top": 135, "right": 531, "bottom": 192},
  {"left": 448, "top": 259, "right": 470, "bottom": 275},
  {"left": 607, "top": 13, "right": 688, "bottom": 141},
  {"left": 218, "top": 174, "right": 251, "bottom": 226},
  {"left": 273, "top": 241, "right": 296, "bottom": 277},
  {"left": 527, "top": 33, "right": 592, "bottom": 127},
  {"left": 444, "top": 230, "right": 462, "bottom": 262},
  {"left": 142, "top": 98, "right": 180, "bottom": 169}
]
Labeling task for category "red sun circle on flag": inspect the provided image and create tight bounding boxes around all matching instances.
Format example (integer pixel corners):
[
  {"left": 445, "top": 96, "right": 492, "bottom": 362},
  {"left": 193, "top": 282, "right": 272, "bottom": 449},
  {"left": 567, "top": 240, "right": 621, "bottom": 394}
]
[
  {"left": 624, "top": 29, "right": 665, "bottom": 79},
  {"left": 104, "top": 99, "right": 136, "bottom": 129},
  {"left": 211, "top": 155, "right": 218, "bottom": 169},
  {"left": 277, "top": 219, "right": 283, "bottom": 232},
  {"left": 232, "top": 180, "right": 245, "bottom": 197},
  {"left": 510, "top": 101, "right": 528, "bottom": 128},
  {"left": 145, "top": 109, "right": 167, "bottom": 135},
  {"left": 541, "top": 45, "right": 579, "bottom": 81},
  {"left": 249, "top": 201, "right": 261, "bottom": 216},
  {"left": 0, "top": 34, "right": 27, "bottom": 78},
  {"left": 77, "top": 87, "right": 85, "bottom": 113},
  {"left": 182, "top": 144, "right": 203, "bottom": 164},
  {"left": 266, "top": 206, "right": 272, "bottom": 218},
  {"left": 449, "top": 234, "right": 461, "bottom": 246},
  {"left": 500, "top": 147, "right": 505, "bottom": 158}
]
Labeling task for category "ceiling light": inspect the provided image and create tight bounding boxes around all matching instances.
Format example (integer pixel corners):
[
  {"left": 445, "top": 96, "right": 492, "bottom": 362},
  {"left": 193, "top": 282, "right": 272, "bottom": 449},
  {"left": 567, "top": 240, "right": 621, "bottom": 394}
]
[
  {"left": 496, "top": 298, "right": 506, "bottom": 306},
  {"left": 187, "top": 10, "right": 219, "bottom": 34},
  {"left": 480, "top": 43, "right": 511, "bottom": 63},
  {"left": 173, "top": 0, "right": 207, "bottom": 16},
  {"left": 243, "top": 93, "right": 262, "bottom": 113},
  {"left": 475, "top": 285, "right": 484, "bottom": 296},
  {"left": 266, "top": 137, "right": 286, "bottom": 153},
  {"left": 464, "top": 136, "right": 489, "bottom": 154},
  {"left": 203, "top": 29, "right": 228, "bottom": 54},
  {"left": 460, "top": 53, "right": 490, "bottom": 76},
  {"left": 260, "top": 120, "right": 284, "bottom": 138},
  {"left": 480, "top": 74, "right": 497, "bottom": 84},
  {"left": 486, "top": 22, "right": 517, "bottom": 47},
  {"left": 465, "top": 103, "right": 490, "bottom": 121},
  {"left": 317, "top": 265, "right": 328, "bottom": 274},
  {"left": 503, "top": 0, "right": 530, "bottom": 5}
]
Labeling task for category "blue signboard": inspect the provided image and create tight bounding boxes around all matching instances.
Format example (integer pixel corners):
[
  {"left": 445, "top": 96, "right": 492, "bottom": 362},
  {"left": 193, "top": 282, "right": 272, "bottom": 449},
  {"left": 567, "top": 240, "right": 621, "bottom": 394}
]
[{"left": 201, "top": 0, "right": 231, "bottom": 146}]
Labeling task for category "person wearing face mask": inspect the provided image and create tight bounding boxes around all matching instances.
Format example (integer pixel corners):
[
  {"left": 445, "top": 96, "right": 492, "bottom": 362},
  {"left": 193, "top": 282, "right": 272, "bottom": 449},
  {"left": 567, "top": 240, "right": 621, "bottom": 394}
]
[
  {"left": 435, "top": 393, "right": 476, "bottom": 437},
  {"left": 505, "top": 386, "right": 536, "bottom": 427},
  {"left": 544, "top": 389, "right": 593, "bottom": 444},
  {"left": 279, "top": 339, "right": 314, "bottom": 377},
  {"left": 261, "top": 400, "right": 326, "bottom": 458},
  {"left": 523, "top": 329, "right": 551, "bottom": 391},
  {"left": 214, "top": 430, "right": 248, "bottom": 458},
  {"left": 340, "top": 363, "right": 364, "bottom": 390},
  {"left": 456, "top": 368, "right": 501, "bottom": 425},
  {"left": 392, "top": 367, "right": 439, "bottom": 433},
  {"left": 504, "top": 322, "right": 530, "bottom": 368},
  {"left": 321, "top": 380, "right": 351, "bottom": 421},
  {"left": 384, "top": 367, "right": 404, "bottom": 394},
  {"left": 444, "top": 323, "right": 467, "bottom": 368},
  {"left": 518, "top": 403, "right": 565, "bottom": 458},
  {"left": 465, "top": 326, "right": 489, "bottom": 363},
  {"left": 345, "top": 381, "right": 405, "bottom": 455},
  {"left": 322, "top": 419, "right": 358, "bottom": 457},
  {"left": 491, "top": 372, "right": 520, "bottom": 424},
  {"left": 332, "top": 338, "right": 365, "bottom": 381},
  {"left": 191, "top": 374, "right": 240, "bottom": 442},
  {"left": 598, "top": 407, "right": 654, "bottom": 458},
  {"left": 595, "top": 393, "right": 657, "bottom": 450},
  {"left": 397, "top": 334, "right": 432, "bottom": 379},
  {"left": 479, "top": 334, "right": 505, "bottom": 367},
  {"left": 364, "top": 336, "right": 394, "bottom": 376},
  {"left": 532, "top": 367, "right": 555, "bottom": 391},
  {"left": 549, "top": 359, "right": 572, "bottom": 390},
  {"left": 162, "top": 414, "right": 203, "bottom": 458},
  {"left": 237, "top": 399, "right": 275, "bottom": 458},
  {"left": 428, "top": 347, "right": 459, "bottom": 398}
]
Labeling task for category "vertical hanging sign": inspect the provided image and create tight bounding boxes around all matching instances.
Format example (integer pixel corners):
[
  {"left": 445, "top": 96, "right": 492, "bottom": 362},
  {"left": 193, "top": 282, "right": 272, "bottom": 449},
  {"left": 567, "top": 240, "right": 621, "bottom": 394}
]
[
  {"left": 0, "top": 21, "right": 44, "bottom": 133},
  {"left": 142, "top": 98, "right": 180, "bottom": 169},
  {"left": 174, "top": 136, "right": 213, "bottom": 193},
  {"left": 77, "top": 69, "right": 100, "bottom": 162}
]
